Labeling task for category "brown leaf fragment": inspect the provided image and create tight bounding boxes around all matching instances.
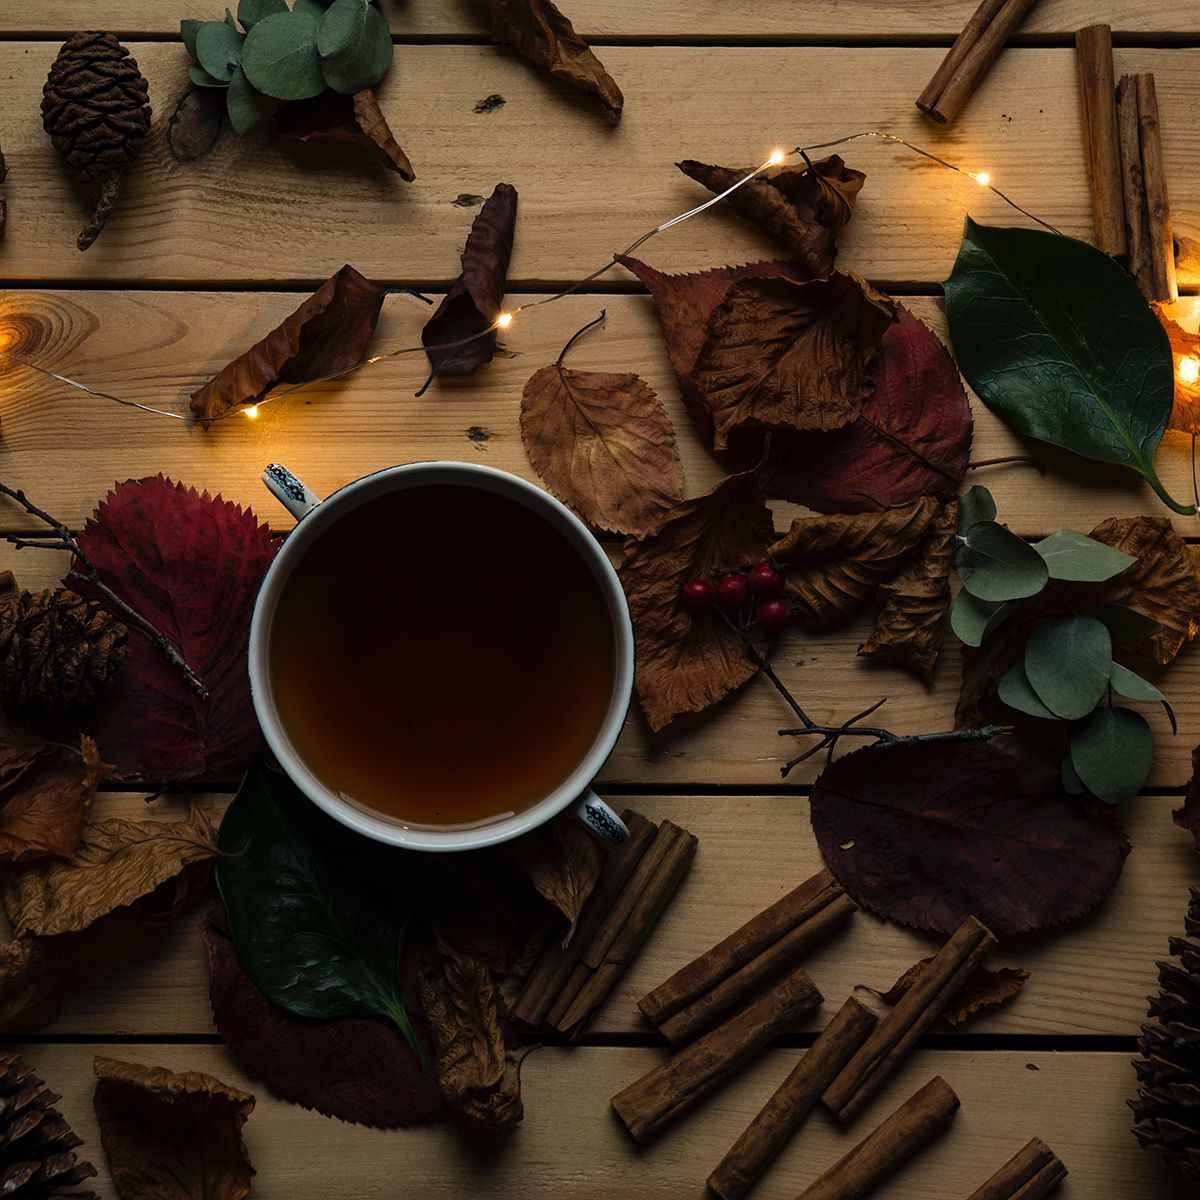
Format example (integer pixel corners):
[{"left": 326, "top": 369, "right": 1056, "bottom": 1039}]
[
  {"left": 859, "top": 500, "right": 959, "bottom": 683},
  {"left": 676, "top": 155, "right": 865, "bottom": 277},
  {"left": 166, "top": 87, "right": 225, "bottom": 164},
  {"left": 274, "top": 88, "right": 414, "bottom": 179},
  {"left": 422, "top": 183, "right": 518, "bottom": 383},
  {"left": 0, "top": 933, "right": 79, "bottom": 1031},
  {"left": 619, "top": 473, "right": 775, "bottom": 732},
  {"left": 93, "top": 1056, "right": 254, "bottom": 1200},
  {"left": 868, "top": 958, "right": 1030, "bottom": 1027},
  {"left": 770, "top": 497, "right": 940, "bottom": 631},
  {"left": 1155, "top": 304, "right": 1200, "bottom": 435},
  {"left": 490, "top": 0, "right": 622, "bottom": 119},
  {"left": 0, "top": 735, "right": 99, "bottom": 864},
  {"left": 1174, "top": 744, "right": 1200, "bottom": 852},
  {"left": 690, "top": 273, "right": 895, "bottom": 451},
  {"left": 189, "top": 264, "right": 388, "bottom": 421},
  {"left": 3, "top": 805, "right": 218, "bottom": 937},
  {"left": 516, "top": 814, "right": 603, "bottom": 946}
]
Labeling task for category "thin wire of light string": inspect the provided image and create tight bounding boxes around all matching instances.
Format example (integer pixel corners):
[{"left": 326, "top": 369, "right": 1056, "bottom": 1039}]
[{"left": 0, "top": 133, "right": 1057, "bottom": 425}]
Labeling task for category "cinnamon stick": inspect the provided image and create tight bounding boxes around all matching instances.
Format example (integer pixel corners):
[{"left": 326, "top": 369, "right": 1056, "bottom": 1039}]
[
  {"left": 916, "top": 0, "right": 1040, "bottom": 124},
  {"left": 798, "top": 1076, "right": 960, "bottom": 1200},
  {"left": 822, "top": 916, "right": 996, "bottom": 1123},
  {"left": 965, "top": 1138, "right": 1067, "bottom": 1200},
  {"left": 707, "top": 997, "right": 877, "bottom": 1200},
  {"left": 640, "top": 869, "right": 856, "bottom": 1045},
  {"left": 611, "top": 962, "right": 823, "bottom": 1145},
  {"left": 1074, "top": 25, "right": 1126, "bottom": 257},
  {"left": 512, "top": 810, "right": 657, "bottom": 1027}
]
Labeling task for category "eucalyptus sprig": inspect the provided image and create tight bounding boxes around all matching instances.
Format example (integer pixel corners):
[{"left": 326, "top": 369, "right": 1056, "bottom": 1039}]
[
  {"left": 182, "top": 0, "right": 394, "bottom": 134},
  {"left": 951, "top": 485, "right": 1175, "bottom": 805}
]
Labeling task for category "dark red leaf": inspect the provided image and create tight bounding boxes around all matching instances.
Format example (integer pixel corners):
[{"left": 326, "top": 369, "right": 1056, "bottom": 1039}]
[
  {"left": 70, "top": 477, "right": 277, "bottom": 781},
  {"left": 810, "top": 740, "right": 1129, "bottom": 937}
]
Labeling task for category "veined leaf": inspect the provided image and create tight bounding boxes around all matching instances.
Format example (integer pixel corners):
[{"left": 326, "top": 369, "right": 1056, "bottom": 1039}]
[
  {"left": 957, "top": 484, "right": 996, "bottom": 534},
  {"left": 241, "top": 8, "right": 325, "bottom": 101},
  {"left": 1032, "top": 529, "right": 1136, "bottom": 582},
  {"left": 957, "top": 520, "right": 1047, "bottom": 601},
  {"left": 1070, "top": 707, "right": 1153, "bottom": 804},
  {"left": 1023, "top": 615, "right": 1112, "bottom": 720}
]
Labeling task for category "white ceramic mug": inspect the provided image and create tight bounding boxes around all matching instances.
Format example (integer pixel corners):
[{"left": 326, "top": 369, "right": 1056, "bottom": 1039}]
[{"left": 249, "top": 461, "right": 633, "bottom": 853}]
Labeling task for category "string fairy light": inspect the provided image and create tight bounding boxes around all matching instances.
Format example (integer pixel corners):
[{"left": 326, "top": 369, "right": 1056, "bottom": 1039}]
[
  {"left": 1178, "top": 355, "right": 1200, "bottom": 387},
  {"left": 0, "top": 133, "right": 1058, "bottom": 426}
]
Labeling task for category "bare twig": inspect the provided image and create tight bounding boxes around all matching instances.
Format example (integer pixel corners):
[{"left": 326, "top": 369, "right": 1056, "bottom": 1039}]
[{"left": 0, "top": 482, "right": 209, "bottom": 698}]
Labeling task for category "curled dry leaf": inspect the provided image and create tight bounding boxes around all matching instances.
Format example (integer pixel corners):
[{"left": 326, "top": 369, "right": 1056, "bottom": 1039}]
[
  {"left": 0, "top": 932, "right": 79, "bottom": 1031},
  {"left": 274, "top": 88, "right": 414, "bottom": 180},
  {"left": 810, "top": 740, "right": 1130, "bottom": 937},
  {"left": 516, "top": 813, "right": 603, "bottom": 946},
  {"left": 619, "top": 473, "right": 775, "bottom": 732},
  {"left": 868, "top": 959, "right": 1029, "bottom": 1027},
  {"left": 690, "top": 273, "right": 895, "bottom": 451},
  {"left": 71, "top": 476, "right": 277, "bottom": 781},
  {"left": 770, "top": 497, "right": 940, "bottom": 631},
  {"left": 859, "top": 500, "right": 959, "bottom": 683},
  {"left": 190, "top": 264, "right": 388, "bottom": 421},
  {"left": 676, "top": 155, "right": 864, "bottom": 277},
  {"left": 93, "top": 1056, "right": 255, "bottom": 1200},
  {"left": 490, "top": 0, "right": 622, "bottom": 119},
  {"left": 0, "top": 735, "right": 99, "bottom": 864},
  {"left": 1173, "top": 744, "right": 1200, "bottom": 852},
  {"left": 422, "top": 183, "right": 518, "bottom": 384},
  {"left": 3, "top": 806, "right": 217, "bottom": 938}
]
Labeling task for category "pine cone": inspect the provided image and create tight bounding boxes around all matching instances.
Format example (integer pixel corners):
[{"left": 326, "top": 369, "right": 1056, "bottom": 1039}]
[
  {"left": 1130, "top": 886, "right": 1200, "bottom": 1187},
  {"left": 41, "top": 32, "right": 151, "bottom": 251},
  {"left": 0, "top": 589, "right": 126, "bottom": 716},
  {"left": 0, "top": 1050, "right": 97, "bottom": 1197}
]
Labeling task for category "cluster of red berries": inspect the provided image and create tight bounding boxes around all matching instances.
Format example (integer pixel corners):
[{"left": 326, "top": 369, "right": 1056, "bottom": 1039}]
[{"left": 682, "top": 562, "right": 791, "bottom": 634}]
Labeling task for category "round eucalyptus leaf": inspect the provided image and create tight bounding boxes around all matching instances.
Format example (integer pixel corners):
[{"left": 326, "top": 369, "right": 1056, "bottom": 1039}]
[
  {"left": 241, "top": 9, "right": 326, "bottom": 101},
  {"left": 1109, "top": 661, "right": 1164, "bottom": 703},
  {"left": 196, "top": 19, "right": 244, "bottom": 83},
  {"left": 1085, "top": 602, "right": 1161, "bottom": 646},
  {"left": 1024, "top": 615, "right": 1112, "bottom": 719},
  {"left": 317, "top": 0, "right": 394, "bottom": 94},
  {"left": 957, "top": 521, "right": 1049, "bottom": 601},
  {"left": 181, "top": 18, "right": 202, "bottom": 59},
  {"left": 294, "top": 0, "right": 336, "bottom": 12},
  {"left": 1031, "top": 528, "right": 1136, "bottom": 582},
  {"left": 226, "top": 65, "right": 285, "bottom": 134},
  {"left": 238, "top": 0, "right": 289, "bottom": 30},
  {"left": 189, "top": 63, "right": 230, "bottom": 88},
  {"left": 1061, "top": 754, "right": 1088, "bottom": 795},
  {"left": 998, "top": 663, "right": 1059, "bottom": 720},
  {"left": 950, "top": 590, "right": 1015, "bottom": 648},
  {"left": 956, "top": 484, "right": 996, "bottom": 535},
  {"left": 1070, "top": 706, "right": 1152, "bottom": 805}
]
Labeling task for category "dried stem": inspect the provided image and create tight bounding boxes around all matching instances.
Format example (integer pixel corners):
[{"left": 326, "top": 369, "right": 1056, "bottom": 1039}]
[
  {"left": 966, "top": 454, "right": 1044, "bottom": 473},
  {"left": 0, "top": 482, "right": 209, "bottom": 698},
  {"left": 556, "top": 310, "right": 607, "bottom": 367}
]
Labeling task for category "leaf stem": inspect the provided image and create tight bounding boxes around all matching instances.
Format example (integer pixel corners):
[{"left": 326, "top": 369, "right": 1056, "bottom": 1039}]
[
  {"left": 556, "top": 310, "right": 607, "bottom": 368},
  {"left": 967, "top": 454, "right": 1044, "bottom": 473}
]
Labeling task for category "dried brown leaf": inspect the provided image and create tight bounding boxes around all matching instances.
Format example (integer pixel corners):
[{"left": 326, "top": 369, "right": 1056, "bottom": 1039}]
[
  {"left": 189, "top": 265, "right": 388, "bottom": 421},
  {"left": 490, "top": 0, "right": 622, "bottom": 119},
  {"left": 93, "top": 1056, "right": 255, "bottom": 1200},
  {"left": 274, "top": 89, "right": 415, "bottom": 180},
  {"left": 0, "top": 735, "right": 99, "bottom": 864},
  {"left": 1174, "top": 744, "right": 1200, "bottom": 852},
  {"left": 676, "top": 155, "right": 864, "bottom": 276},
  {"left": 516, "top": 814, "right": 603, "bottom": 946},
  {"left": 859, "top": 500, "right": 959, "bottom": 683},
  {"left": 3, "top": 805, "right": 217, "bottom": 937},
  {"left": 869, "top": 958, "right": 1030, "bottom": 1027},
  {"left": 690, "top": 273, "right": 895, "bottom": 450},
  {"left": 619, "top": 473, "right": 775, "bottom": 732},
  {"left": 0, "top": 933, "right": 79, "bottom": 1031},
  {"left": 770, "top": 498, "right": 940, "bottom": 631}
]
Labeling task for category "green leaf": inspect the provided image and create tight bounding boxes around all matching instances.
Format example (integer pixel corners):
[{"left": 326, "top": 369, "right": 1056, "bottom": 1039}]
[
  {"left": 215, "top": 761, "right": 419, "bottom": 1054},
  {"left": 238, "top": 0, "right": 289, "bottom": 29},
  {"left": 1085, "top": 602, "right": 1161, "bottom": 646},
  {"left": 188, "top": 63, "right": 230, "bottom": 88},
  {"left": 294, "top": 0, "right": 336, "bottom": 13},
  {"left": 998, "top": 663, "right": 1059, "bottom": 720},
  {"left": 944, "top": 219, "right": 1192, "bottom": 516},
  {"left": 181, "top": 18, "right": 202, "bottom": 59},
  {"left": 226, "top": 65, "right": 285, "bottom": 133},
  {"left": 1032, "top": 529, "right": 1136, "bottom": 582},
  {"left": 317, "top": 0, "right": 394, "bottom": 94},
  {"left": 1024, "top": 615, "right": 1112, "bottom": 719},
  {"left": 950, "top": 590, "right": 1015, "bottom": 647},
  {"left": 1069, "top": 706, "right": 1153, "bottom": 804},
  {"left": 1061, "top": 754, "right": 1088, "bottom": 795},
  {"left": 241, "top": 8, "right": 326, "bottom": 101},
  {"left": 956, "top": 484, "right": 996, "bottom": 535},
  {"left": 957, "top": 521, "right": 1048, "bottom": 601},
  {"left": 195, "top": 19, "right": 244, "bottom": 83},
  {"left": 1109, "top": 661, "right": 1177, "bottom": 733}
]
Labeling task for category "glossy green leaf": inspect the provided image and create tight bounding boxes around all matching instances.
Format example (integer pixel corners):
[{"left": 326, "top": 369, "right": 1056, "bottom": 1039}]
[
  {"left": 196, "top": 19, "right": 244, "bottom": 82},
  {"left": 944, "top": 219, "right": 1191, "bottom": 515},
  {"left": 1109, "top": 661, "right": 1177, "bottom": 733},
  {"left": 318, "top": 0, "right": 394, "bottom": 93},
  {"left": 1031, "top": 529, "right": 1136, "bottom": 582},
  {"left": 181, "top": 18, "right": 202, "bottom": 58},
  {"left": 216, "top": 761, "right": 419, "bottom": 1054},
  {"left": 226, "top": 65, "right": 285, "bottom": 133},
  {"left": 957, "top": 521, "right": 1048, "bottom": 601},
  {"left": 241, "top": 8, "right": 326, "bottom": 100},
  {"left": 956, "top": 484, "right": 996, "bottom": 535},
  {"left": 238, "top": 0, "right": 289, "bottom": 29},
  {"left": 1085, "top": 602, "right": 1161, "bottom": 646},
  {"left": 188, "top": 63, "right": 230, "bottom": 88},
  {"left": 1069, "top": 706, "right": 1152, "bottom": 805},
  {"left": 950, "top": 590, "right": 1015, "bottom": 647},
  {"left": 1024, "top": 615, "right": 1112, "bottom": 719},
  {"left": 1061, "top": 754, "right": 1088, "bottom": 795},
  {"left": 998, "top": 663, "right": 1059, "bottom": 720}
]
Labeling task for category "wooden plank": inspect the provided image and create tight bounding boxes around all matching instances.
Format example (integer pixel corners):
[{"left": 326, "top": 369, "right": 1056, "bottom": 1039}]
[
  {"left": 21, "top": 1042, "right": 1193, "bottom": 1199},
  {"left": 38, "top": 791, "right": 1193, "bottom": 1038},
  {"left": 7, "top": 45, "right": 1200, "bottom": 287},
  {"left": 3, "top": 1, "right": 1199, "bottom": 40}
]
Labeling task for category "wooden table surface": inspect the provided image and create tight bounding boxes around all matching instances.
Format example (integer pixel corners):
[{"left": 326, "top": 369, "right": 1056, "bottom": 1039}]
[{"left": 2, "top": 3, "right": 1198, "bottom": 1197}]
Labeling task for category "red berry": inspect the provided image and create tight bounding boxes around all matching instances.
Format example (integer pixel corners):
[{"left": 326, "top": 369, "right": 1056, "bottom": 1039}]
[
  {"left": 716, "top": 574, "right": 749, "bottom": 610},
  {"left": 758, "top": 598, "right": 790, "bottom": 634},
  {"left": 682, "top": 578, "right": 716, "bottom": 614},
  {"left": 747, "top": 562, "right": 784, "bottom": 598}
]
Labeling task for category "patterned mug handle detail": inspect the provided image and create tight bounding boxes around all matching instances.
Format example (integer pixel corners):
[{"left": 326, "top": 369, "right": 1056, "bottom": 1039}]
[
  {"left": 574, "top": 790, "right": 629, "bottom": 847},
  {"left": 262, "top": 463, "right": 322, "bottom": 521}
]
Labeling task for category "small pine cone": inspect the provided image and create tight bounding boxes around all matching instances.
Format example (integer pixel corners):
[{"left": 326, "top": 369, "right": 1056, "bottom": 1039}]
[
  {"left": 0, "top": 589, "right": 127, "bottom": 716},
  {"left": 41, "top": 32, "right": 151, "bottom": 251},
  {"left": 0, "top": 1050, "right": 97, "bottom": 1197},
  {"left": 1130, "top": 886, "right": 1200, "bottom": 1187}
]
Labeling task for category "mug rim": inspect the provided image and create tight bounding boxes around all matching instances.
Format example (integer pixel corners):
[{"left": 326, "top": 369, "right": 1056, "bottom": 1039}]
[{"left": 248, "top": 461, "right": 635, "bottom": 852}]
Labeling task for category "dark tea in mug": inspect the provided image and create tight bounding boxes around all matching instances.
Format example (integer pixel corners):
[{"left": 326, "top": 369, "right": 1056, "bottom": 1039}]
[{"left": 268, "top": 483, "right": 618, "bottom": 829}]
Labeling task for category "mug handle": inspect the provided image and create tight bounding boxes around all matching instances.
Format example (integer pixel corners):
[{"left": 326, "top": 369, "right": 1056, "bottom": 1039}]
[
  {"left": 574, "top": 790, "right": 629, "bottom": 847},
  {"left": 263, "top": 463, "right": 322, "bottom": 521}
]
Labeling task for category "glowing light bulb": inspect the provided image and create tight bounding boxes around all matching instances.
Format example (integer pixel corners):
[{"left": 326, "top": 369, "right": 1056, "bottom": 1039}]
[
  {"left": 768, "top": 149, "right": 786, "bottom": 166},
  {"left": 496, "top": 312, "right": 514, "bottom": 329},
  {"left": 0, "top": 328, "right": 16, "bottom": 354},
  {"left": 972, "top": 171, "right": 992, "bottom": 187},
  {"left": 1179, "top": 355, "right": 1200, "bottom": 386},
  {"left": 242, "top": 404, "right": 259, "bottom": 419}
]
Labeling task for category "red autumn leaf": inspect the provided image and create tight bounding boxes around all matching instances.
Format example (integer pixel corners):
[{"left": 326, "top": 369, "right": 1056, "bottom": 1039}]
[
  {"left": 201, "top": 908, "right": 444, "bottom": 1128},
  {"left": 810, "top": 740, "right": 1130, "bottom": 937},
  {"left": 274, "top": 88, "right": 415, "bottom": 180},
  {"left": 422, "top": 183, "right": 518, "bottom": 386},
  {"left": 69, "top": 477, "right": 277, "bottom": 781}
]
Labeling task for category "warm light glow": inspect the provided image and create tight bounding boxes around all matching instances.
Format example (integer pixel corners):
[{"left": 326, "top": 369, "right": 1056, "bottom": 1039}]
[
  {"left": 768, "top": 149, "right": 786, "bottom": 166},
  {"left": 495, "top": 312, "right": 514, "bottom": 329},
  {"left": 972, "top": 171, "right": 992, "bottom": 187},
  {"left": 1179, "top": 355, "right": 1200, "bottom": 386},
  {"left": 0, "top": 328, "right": 16, "bottom": 354},
  {"left": 242, "top": 404, "right": 259, "bottom": 419}
]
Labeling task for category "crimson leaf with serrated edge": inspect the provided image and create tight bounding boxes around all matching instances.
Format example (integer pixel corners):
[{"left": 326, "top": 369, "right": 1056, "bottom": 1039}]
[
  {"left": 810, "top": 740, "right": 1129, "bottom": 937},
  {"left": 69, "top": 477, "right": 277, "bottom": 781}
]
